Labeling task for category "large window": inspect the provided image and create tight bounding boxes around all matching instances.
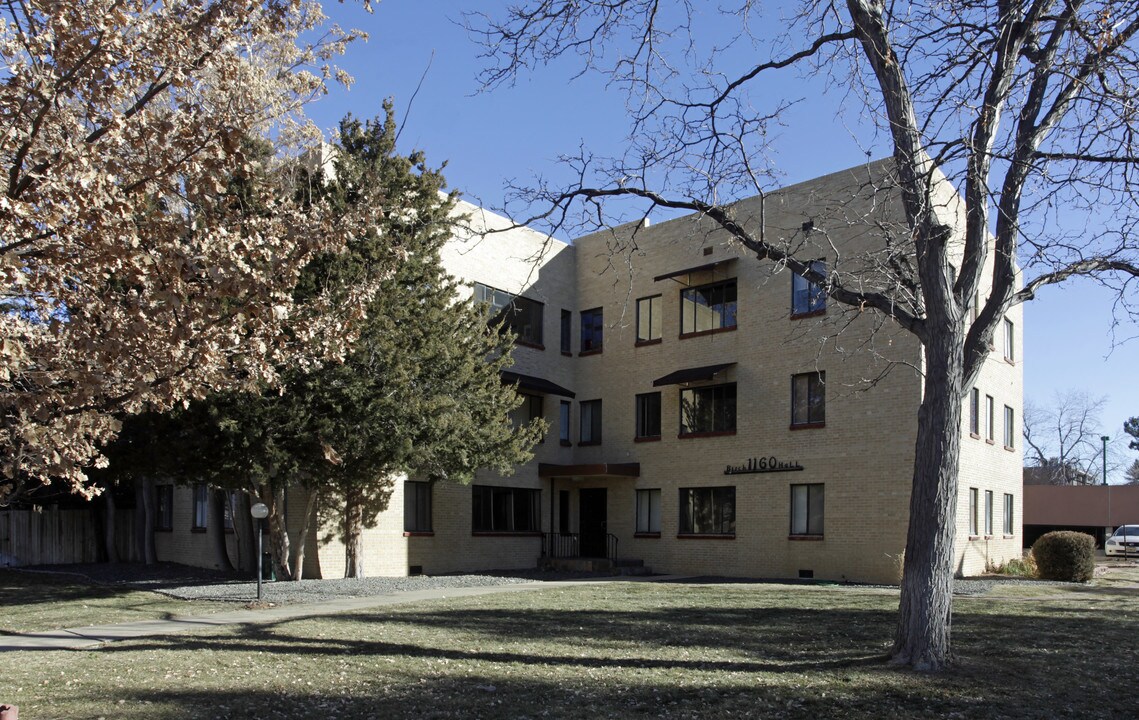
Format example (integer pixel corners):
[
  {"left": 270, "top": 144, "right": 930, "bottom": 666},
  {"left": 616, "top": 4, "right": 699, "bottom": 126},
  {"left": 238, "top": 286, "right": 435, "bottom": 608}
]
[
  {"left": 475, "top": 283, "right": 544, "bottom": 347},
  {"left": 790, "top": 484, "right": 824, "bottom": 536},
  {"left": 792, "top": 260, "right": 826, "bottom": 316},
  {"left": 472, "top": 485, "right": 541, "bottom": 533},
  {"left": 192, "top": 484, "right": 208, "bottom": 530},
  {"left": 791, "top": 372, "right": 825, "bottom": 426},
  {"left": 679, "top": 486, "right": 735, "bottom": 535},
  {"left": 1003, "top": 493, "right": 1015, "bottom": 535},
  {"left": 680, "top": 280, "right": 737, "bottom": 335},
  {"left": 580, "top": 307, "right": 603, "bottom": 352},
  {"left": 559, "top": 400, "right": 571, "bottom": 445},
  {"left": 560, "top": 309, "right": 572, "bottom": 354},
  {"left": 969, "top": 388, "right": 980, "bottom": 436},
  {"left": 580, "top": 399, "right": 602, "bottom": 444},
  {"left": 156, "top": 485, "right": 174, "bottom": 531},
  {"left": 636, "top": 489, "right": 662, "bottom": 534},
  {"left": 1003, "top": 405, "right": 1015, "bottom": 449},
  {"left": 969, "top": 487, "right": 979, "bottom": 536},
  {"left": 984, "top": 490, "right": 994, "bottom": 536},
  {"left": 511, "top": 393, "right": 543, "bottom": 434},
  {"left": 985, "top": 395, "right": 995, "bottom": 442},
  {"left": 404, "top": 481, "right": 432, "bottom": 533},
  {"left": 635, "top": 392, "right": 661, "bottom": 440},
  {"left": 636, "top": 295, "right": 662, "bottom": 343},
  {"left": 1003, "top": 318, "right": 1015, "bottom": 362},
  {"left": 680, "top": 383, "right": 736, "bottom": 436}
]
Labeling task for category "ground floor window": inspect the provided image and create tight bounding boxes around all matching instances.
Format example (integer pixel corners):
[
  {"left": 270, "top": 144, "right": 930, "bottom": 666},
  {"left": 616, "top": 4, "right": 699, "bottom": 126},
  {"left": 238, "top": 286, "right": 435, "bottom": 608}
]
[
  {"left": 636, "top": 489, "right": 661, "bottom": 534},
  {"left": 790, "top": 483, "right": 824, "bottom": 536},
  {"left": 472, "top": 485, "right": 541, "bottom": 533},
  {"left": 156, "top": 485, "right": 174, "bottom": 531},
  {"left": 969, "top": 487, "right": 979, "bottom": 536},
  {"left": 192, "top": 484, "right": 208, "bottom": 530},
  {"left": 679, "top": 486, "right": 735, "bottom": 535},
  {"left": 1003, "top": 493, "right": 1015, "bottom": 535},
  {"left": 984, "top": 490, "right": 994, "bottom": 536},
  {"left": 405, "top": 481, "right": 432, "bottom": 533}
]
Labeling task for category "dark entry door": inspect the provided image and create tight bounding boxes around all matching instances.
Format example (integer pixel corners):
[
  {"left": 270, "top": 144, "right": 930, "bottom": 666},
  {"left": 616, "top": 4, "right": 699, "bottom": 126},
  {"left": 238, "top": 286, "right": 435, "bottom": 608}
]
[{"left": 579, "top": 488, "right": 608, "bottom": 558}]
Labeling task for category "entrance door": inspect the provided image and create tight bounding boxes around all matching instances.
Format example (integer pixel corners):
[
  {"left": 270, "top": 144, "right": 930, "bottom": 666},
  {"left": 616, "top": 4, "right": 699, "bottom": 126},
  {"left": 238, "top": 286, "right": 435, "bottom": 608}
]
[{"left": 579, "top": 488, "right": 608, "bottom": 558}]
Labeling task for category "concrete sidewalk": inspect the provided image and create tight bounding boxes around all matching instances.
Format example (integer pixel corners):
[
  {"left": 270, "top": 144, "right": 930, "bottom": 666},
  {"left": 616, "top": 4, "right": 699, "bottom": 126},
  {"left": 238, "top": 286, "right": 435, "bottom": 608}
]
[{"left": 0, "top": 575, "right": 691, "bottom": 652}]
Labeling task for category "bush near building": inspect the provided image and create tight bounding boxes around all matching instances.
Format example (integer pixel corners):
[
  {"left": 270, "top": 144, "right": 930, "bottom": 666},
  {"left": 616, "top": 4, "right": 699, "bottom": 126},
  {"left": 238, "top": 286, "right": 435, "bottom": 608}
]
[{"left": 1032, "top": 531, "right": 1095, "bottom": 582}]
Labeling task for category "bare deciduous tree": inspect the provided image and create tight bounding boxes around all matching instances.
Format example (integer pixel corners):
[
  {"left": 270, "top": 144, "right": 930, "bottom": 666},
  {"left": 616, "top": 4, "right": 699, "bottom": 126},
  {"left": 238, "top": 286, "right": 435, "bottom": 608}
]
[
  {"left": 467, "top": 0, "right": 1139, "bottom": 670},
  {"left": 1023, "top": 390, "right": 1122, "bottom": 484}
]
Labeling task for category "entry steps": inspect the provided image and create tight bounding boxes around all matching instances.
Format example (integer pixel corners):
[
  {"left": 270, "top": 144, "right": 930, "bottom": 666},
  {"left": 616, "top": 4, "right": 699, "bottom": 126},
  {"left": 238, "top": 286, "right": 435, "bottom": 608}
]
[{"left": 543, "top": 557, "right": 652, "bottom": 575}]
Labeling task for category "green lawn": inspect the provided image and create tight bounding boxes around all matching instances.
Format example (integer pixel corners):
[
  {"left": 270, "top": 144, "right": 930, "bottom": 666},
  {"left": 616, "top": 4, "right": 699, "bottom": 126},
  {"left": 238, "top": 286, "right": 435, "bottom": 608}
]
[{"left": 3, "top": 573, "right": 1138, "bottom": 719}]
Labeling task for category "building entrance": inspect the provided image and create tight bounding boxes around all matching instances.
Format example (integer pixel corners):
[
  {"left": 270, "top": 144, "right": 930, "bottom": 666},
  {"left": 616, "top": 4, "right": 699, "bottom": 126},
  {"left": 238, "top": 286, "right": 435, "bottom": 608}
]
[{"left": 579, "top": 488, "right": 608, "bottom": 558}]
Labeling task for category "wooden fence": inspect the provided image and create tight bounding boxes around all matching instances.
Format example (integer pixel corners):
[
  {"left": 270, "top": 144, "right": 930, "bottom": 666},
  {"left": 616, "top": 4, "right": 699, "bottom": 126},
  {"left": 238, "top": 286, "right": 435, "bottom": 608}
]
[{"left": 0, "top": 506, "right": 138, "bottom": 566}]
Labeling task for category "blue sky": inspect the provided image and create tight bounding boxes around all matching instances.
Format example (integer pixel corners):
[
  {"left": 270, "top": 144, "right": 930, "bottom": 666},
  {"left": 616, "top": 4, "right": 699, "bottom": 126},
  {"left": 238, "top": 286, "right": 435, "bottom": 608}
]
[{"left": 304, "top": 1, "right": 1138, "bottom": 478}]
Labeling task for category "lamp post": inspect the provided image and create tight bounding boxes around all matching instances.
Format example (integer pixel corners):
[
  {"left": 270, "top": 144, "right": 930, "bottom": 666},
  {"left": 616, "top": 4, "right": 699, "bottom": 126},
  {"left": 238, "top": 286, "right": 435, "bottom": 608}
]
[
  {"left": 250, "top": 502, "right": 269, "bottom": 602},
  {"left": 1101, "top": 436, "right": 1110, "bottom": 486}
]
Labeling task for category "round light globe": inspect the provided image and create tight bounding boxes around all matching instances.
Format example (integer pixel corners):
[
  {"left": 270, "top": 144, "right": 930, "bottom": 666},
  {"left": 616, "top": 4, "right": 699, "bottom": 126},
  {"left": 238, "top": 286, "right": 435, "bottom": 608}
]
[{"left": 250, "top": 502, "right": 269, "bottom": 519}]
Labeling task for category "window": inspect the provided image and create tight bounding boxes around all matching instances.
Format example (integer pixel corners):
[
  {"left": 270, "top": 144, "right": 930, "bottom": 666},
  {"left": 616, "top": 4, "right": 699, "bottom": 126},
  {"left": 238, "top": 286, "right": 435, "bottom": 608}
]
[
  {"left": 790, "top": 484, "right": 824, "bottom": 536},
  {"left": 475, "top": 283, "right": 544, "bottom": 347},
  {"left": 192, "top": 484, "right": 208, "bottom": 530},
  {"left": 222, "top": 490, "right": 238, "bottom": 531},
  {"left": 635, "top": 392, "right": 661, "bottom": 439},
  {"left": 559, "top": 400, "right": 571, "bottom": 445},
  {"left": 636, "top": 295, "right": 662, "bottom": 343},
  {"left": 968, "top": 487, "right": 979, "bottom": 536},
  {"left": 511, "top": 393, "right": 543, "bottom": 433},
  {"left": 679, "top": 486, "right": 735, "bottom": 535},
  {"left": 579, "top": 399, "right": 602, "bottom": 444},
  {"left": 791, "top": 371, "right": 825, "bottom": 426},
  {"left": 1003, "top": 405, "right": 1014, "bottom": 448},
  {"left": 1003, "top": 493, "right": 1015, "bottom": 535},
  {"left": 680, "top": 280, "right": 737, "bottom": 335},
  {"left": 580, "top": 307, "right": 603, "bottom": 352},
  {"left": 984, "top": 490, "right": 994, "bottom": 536},
  {"left": 560, "top": 309, "right": 572, "bottom": 353},
  {"left": 1003, "top": 318, "right": 1015, "bottom": 362},
  {"left": 636, "top": 489, "right": 662, "bottom": 534},
  {"left": 680, "top": 383, "right": 736, "bottom": 436},
  {"left": 156, "top": 485, "right": 173, "bottom": 531},
  {"left": 404, "top": 481, "right": 432, "bottom": 533},
  {"left": 792, "top": 260, "right": 826, "bottom": 316},
  {"left": 969, "top": 388, "right": 980, "bottom": 436},
  {"left": 985, "top": 395, "right": 995, "bottom": 442},
  {"left": 472, "top": 485, "right": 541, "bottom": 533}
]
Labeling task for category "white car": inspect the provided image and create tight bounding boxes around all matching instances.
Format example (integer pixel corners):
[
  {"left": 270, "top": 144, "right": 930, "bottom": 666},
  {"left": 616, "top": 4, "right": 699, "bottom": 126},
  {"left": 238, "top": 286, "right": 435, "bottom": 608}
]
[{"left": 1105, "top": 525, "right": 1139, "bottom": 557}]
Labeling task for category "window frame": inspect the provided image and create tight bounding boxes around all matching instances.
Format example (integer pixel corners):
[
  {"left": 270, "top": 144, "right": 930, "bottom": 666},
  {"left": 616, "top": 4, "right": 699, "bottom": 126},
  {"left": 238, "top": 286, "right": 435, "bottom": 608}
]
[
  {"left": 635, "top": 392, "right": 662, "bottom": 441},
  {"left": 1003, "top": 318, "right": 1015, "bottom": 362},
  {"left": 579, "top": 398, "right": 602, "bottom": 445},
  {"left": 191, "top": 483, "right": 208, "bottom": 531},
  {"left": 475, "top": 283, "right": 544, "bottom": 348},
  {"left": 404, "top": 481, "right": 433, "bottom": 534},
  {"left": 679, "top": 383, "right": 737, "bottom": 437},
  {"left": 635, "top": 488, "right": 662, "bottom": 536},
  {"left": 969, "top": 487, "right": 979, "bottom": 536},
  {"left": 1003, "top": 405, "right": 1015, "bottom": 449},
  {"left": 791, "top": 260, "right": 827, "bottom": 317},
  {"left": 156, "top": 485, "right": 174, "bottom": 532},
  {"left": 790, "top": 483, "right": 825, "bottom": 537},
  {"left": 790, "top": 371, "right": 826, "bottom": 427},
  {"left": 678, "top": 486, "right": 736, "bottom": 536},
  {"left": 560, "top": 309, "right": 572, "bottom": 354},
  {"left": 580, "top": 307, "right": 604, "bottom": 354},
  {"left": 985, "top": 395, "right": 995, "bottom": 443},
  {"left": 636, "top": 295, "right": 663, "bottom": 345},
  {"left": 471, "top": 485, "right": 542, "bottom": 534},
  {"left": 680, "top": 279, "right": 738, "bottom": 337},
  {"left": 559, "top": 400, "right": 571, "bottom": 446},
  {"left": 1003, "top": 493, "right": 1015, "bottom": 535},
  {"left": 969, "top": 388, "right": 980, "bottom": 437},
  {"left": 984, "top": 490, "right": 994, "bottom": 536}
]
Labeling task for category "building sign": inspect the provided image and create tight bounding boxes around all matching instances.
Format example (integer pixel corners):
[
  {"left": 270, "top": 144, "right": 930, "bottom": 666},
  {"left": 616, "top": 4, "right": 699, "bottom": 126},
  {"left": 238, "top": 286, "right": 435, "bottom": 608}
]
[{"left": 724, "top": 456, "right": 804, "bottom": 475}]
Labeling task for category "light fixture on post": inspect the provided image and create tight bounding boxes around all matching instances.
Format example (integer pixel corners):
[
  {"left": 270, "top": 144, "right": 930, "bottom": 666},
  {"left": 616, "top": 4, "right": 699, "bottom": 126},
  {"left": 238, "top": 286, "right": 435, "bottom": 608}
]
[
  {"left": 1101, "top": 436, "right": 1110, "bottom": 486},
  {"left": 250, "top": 502, "right": 270, "bottom": 602}
]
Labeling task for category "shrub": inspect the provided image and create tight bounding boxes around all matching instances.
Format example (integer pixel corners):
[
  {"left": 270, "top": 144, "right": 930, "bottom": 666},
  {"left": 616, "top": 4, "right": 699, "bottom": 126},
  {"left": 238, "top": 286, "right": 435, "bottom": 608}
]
[
  {"left": 1032, "top": 531, "right": 1096, "bottom": 582},
  {"left": 987, "top": 552, "right": 1037, "bottom": 577}
]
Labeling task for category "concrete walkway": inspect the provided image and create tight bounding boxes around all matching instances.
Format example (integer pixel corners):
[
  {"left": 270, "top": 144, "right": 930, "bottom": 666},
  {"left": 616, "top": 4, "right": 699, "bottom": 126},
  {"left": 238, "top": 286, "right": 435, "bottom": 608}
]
[{"left": 0, "top": 575, "right": 692, "bottom": 652}]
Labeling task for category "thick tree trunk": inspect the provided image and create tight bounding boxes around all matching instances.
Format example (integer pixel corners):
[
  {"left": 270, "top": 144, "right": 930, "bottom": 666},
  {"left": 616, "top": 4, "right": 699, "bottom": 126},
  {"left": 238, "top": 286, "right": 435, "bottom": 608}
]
[
  {"left": 344, "top": 486, "right": 364, "bottom": 579},
  {"left": 101, "top": 489, "right": 119, "bottom": 563},
  {"left": 231, "top": 491, "right": 257, "bottom": 574},
  {"left": 290, "top": 490, "right": 319, "bottom": 581},
  {"left": 258, "top": 485, "right": 293, "bottom": 581},
  {"left": 133, "top": 477, "right": 156, "bottom": 564},
  {"left": 891, "top": 331, "right": 965, "bottom": 671},
  {"left": 206, "top": 488, "right": 234, "bottom": 571}
]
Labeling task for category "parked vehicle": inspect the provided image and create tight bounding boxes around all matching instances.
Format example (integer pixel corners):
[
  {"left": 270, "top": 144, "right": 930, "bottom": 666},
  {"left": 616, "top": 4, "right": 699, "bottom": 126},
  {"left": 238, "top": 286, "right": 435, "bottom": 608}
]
[{"left": 1105, "top": 525, "right": 1139, "bottom": 557}]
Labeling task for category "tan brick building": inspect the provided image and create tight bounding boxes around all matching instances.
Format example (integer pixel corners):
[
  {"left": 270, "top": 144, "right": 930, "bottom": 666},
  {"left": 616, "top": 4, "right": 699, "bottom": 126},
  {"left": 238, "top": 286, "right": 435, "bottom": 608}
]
[{"left": 154, "top": 160, "right": 1023, "bottom": 584}]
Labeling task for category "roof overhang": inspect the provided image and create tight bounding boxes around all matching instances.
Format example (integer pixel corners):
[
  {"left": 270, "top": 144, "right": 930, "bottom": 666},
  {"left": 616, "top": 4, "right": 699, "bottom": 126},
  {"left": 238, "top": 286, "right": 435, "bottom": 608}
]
[
  {"left": 538, "top": 463, "right": 641, "bottom": 479},
  {"left": 501, "top": 371, "right": 575, "bottom": 398},
  {"left": 652, "top": 362, "right": 736, "bottom": 387},
  {"left": 653, "top": 258, "right": 737, "bottom": 283}
]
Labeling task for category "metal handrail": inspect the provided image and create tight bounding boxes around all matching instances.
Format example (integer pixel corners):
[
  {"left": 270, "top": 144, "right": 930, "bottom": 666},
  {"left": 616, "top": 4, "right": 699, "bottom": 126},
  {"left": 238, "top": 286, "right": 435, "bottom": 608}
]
[{"left": 541, "top": 531, "right": 618, "bottom": 561}]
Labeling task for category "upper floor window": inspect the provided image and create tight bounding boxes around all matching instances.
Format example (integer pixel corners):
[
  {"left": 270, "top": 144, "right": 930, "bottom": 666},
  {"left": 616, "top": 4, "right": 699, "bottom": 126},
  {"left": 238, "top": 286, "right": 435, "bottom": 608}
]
[
  {"left": 985, "top": 395, "right": 995, "bottom": 442},
  {"left": 580, "top": 399, "right": 602, "bottom": 444},
  {"left": 1003, "top": 318, "right": 1015, "bottom": 362},
  {"left": 680, "top": 383, "right": 736, "bottom": 436},
  {"left": 791, "top": 371, "right": 825, "bottom": 427},
  {"left": 968, "top": 388, "right": 980, "bottom": 436},
  {"left": 511, "top": 393, "right": 543, "bottom": 440},
  {"left": 559, "top": 400, "right": 571, "bottom": 446},
  {"left": 1003, "top": 405, "right": 1015, "bottom": 449},
  {"left": 475, "top": 283, "right": 544, "bottom": 347},
  {"left": 580, "top": 307, "right": 603, "bottom": 353},
  {"left": 680, "top": 280, "right": 736, "bottom": 336},
  {"left": 792, "top": 260, "right": 826, "bottom": 316},
  {"left": 635, "top": 392, "right": 662, "bottom": 440},
  {"left": 636, "top": 295, "right": 662, "bottom": 344},
  {"left": 560, "top": 309, "right": 572, "bottom": 354}
]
